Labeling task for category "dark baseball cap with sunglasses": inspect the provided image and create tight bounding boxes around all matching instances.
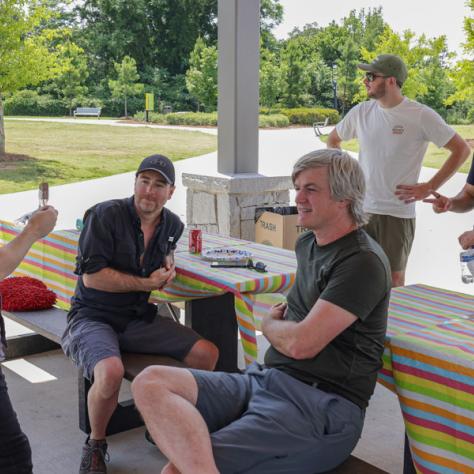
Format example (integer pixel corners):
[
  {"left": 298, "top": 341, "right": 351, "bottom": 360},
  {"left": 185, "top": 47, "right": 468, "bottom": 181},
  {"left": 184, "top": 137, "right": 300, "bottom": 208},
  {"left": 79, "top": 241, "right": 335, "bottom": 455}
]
[{"left": 358, "top": 54, "right": 408, "bottom": 86}]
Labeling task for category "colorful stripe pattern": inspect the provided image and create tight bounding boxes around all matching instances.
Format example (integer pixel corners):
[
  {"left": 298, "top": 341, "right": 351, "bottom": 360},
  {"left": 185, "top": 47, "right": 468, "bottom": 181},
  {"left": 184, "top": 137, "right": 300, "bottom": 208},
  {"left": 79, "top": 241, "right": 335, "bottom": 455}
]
[
  {"left": 0, "top": 221, "right": 296, "bottom": 363},
  {"left": 379, "top": 285, "right": 474, "bottom": 391},
  {"left": 0, "top": 220, "right": 79, "bottom": 309},
  {"left": 380, "top": 285, "right": 474, "bottom": 474},
  {"left": 391, "top": 320, "right": 474, "bottom": 473},
  {"left": 154, "top": 239, "right": 297, "bottom": 364}
]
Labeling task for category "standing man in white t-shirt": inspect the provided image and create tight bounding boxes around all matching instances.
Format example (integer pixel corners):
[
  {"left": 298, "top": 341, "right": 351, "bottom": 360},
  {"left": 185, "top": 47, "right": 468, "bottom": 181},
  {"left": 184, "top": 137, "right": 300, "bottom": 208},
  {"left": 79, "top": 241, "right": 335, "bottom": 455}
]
[{"left": 327, "top": 54, "right": 470, "bottom": 287}]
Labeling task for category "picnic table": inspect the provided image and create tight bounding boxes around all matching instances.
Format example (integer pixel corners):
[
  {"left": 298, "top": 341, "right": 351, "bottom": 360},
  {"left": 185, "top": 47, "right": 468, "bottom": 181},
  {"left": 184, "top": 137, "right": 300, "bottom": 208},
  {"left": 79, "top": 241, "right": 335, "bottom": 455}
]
[
  {"left": 1, "top": 220, "right": 473, "bottom": 472},
  {"left": 0, "top": 221, "right": 296, "bottom": 369}
]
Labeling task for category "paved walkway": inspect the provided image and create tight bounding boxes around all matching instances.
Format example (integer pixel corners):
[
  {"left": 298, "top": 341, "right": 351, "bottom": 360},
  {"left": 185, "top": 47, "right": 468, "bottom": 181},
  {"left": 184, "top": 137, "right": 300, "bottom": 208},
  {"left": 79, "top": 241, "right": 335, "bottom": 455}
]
[{"left": 1, "top": 118, "right": 471, "bottom": 294}]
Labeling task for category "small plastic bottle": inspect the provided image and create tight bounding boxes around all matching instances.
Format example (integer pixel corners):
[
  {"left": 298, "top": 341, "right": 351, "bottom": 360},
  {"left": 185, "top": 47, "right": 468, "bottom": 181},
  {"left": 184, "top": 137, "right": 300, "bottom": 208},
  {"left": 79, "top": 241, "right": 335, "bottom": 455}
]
[{"left": 460, "top": 248, "right": 474, "bottom": 284}]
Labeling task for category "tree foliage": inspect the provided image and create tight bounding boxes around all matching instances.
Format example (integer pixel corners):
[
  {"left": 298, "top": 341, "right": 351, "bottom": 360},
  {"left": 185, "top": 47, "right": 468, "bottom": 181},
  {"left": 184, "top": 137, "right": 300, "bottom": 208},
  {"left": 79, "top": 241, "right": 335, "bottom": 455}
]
[
  {"left": 2, "top": 1, "right": 473, "bottom": 124},
  {"left": 108, "top": 56, "right": 144, "bottom": 117},
  {"left": 185, "top": 38, "right": 218, "bottom": 111},
  {"left": 52, "top": 40, "right": 89, "bottom": 115},
  {"left": 0, "top": 0, "right": 65, "bottom": 154},
  {"left": 446, "top": 0, "right": 474, "bottom": 114}
]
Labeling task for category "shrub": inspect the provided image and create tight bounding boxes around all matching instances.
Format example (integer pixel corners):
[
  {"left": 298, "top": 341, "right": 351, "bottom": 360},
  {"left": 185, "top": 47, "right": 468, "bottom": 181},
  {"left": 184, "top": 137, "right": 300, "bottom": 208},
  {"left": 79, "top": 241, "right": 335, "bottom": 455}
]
[
  {"left": 278, "top": 107, "right": 339, "bottom": 125},
  {"left": 165, "top": 112, "right": 218, "bottom": 126},
  {"left": 133, "top": 111, "right": 168, "bottom": 124},
  {"left": 259, "top": 114, "right": 290, "bottom": 127},
  {"left": 4, "top": 90, "right": 67, "bottom": 116}
]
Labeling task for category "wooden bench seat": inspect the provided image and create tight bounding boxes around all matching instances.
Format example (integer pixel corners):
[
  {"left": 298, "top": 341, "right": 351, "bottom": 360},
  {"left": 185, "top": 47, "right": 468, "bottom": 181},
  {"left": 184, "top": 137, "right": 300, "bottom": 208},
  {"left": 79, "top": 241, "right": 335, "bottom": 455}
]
[{"left": 3, "top": 306, "right": 185, "bottom": 435}]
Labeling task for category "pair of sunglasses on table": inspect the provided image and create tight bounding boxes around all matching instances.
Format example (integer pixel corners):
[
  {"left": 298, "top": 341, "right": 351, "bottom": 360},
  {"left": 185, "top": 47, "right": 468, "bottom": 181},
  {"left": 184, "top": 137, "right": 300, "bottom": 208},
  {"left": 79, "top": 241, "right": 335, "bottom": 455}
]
[{"left": 210, "top": 259, "right": 268, "bottom": 273}]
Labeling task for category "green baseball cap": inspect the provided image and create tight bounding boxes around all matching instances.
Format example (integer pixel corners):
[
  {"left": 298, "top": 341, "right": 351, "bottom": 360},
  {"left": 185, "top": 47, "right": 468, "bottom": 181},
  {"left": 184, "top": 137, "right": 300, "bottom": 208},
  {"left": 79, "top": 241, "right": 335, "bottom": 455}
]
[{"left": 358, "top": 54, "right": 408, "bottom": 85}]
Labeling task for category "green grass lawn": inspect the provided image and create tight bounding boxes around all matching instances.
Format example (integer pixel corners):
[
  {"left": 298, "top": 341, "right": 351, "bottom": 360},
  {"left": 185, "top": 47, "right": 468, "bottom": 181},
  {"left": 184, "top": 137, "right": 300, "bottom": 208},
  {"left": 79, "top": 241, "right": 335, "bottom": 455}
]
[
  {"left": 320, "top": 124, "right": 474, "bottom": 174},
  {"left": 0, "top": 120, "right": 217, "bottom": 194}
]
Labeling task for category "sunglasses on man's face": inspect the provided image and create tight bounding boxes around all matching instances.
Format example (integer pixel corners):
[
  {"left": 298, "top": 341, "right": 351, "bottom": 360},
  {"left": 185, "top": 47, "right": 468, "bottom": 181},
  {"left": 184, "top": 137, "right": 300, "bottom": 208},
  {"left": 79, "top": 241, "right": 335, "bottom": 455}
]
[{"left": 365, "top": 72, "right": 388, "bottom": 82}]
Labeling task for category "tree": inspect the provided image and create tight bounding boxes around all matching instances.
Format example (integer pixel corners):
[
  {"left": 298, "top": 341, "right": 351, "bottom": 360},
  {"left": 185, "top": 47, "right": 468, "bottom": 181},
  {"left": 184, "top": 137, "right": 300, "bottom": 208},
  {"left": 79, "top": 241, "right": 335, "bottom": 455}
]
[
  {"left": 0, "top": 0, "right": 63, "bottom": 155},
  {"left": 260, "top": 50, "right": 284, "bottom": 108},
  {"left": 185, "top": 37, "right": 218, "bottom": 111},
  {"left": 53, "top": 40, "right": 89, "bottom": 116},
  {"left": 446, "top": 0, "right": 474, "bottom": 115},
  {"left": 355, "top": 27, "right": 453, "bottom": 105},
  {"left": 336, "top": 37, "right": 359, "bottom": 113},
  {"left": 108, "top": 56, "right": 144, "bottom": 117},
  {"left": 75, "top": 0, "right": 284, "bottom": 82},
  {"left": 416, "top": 36, "right": 454, "bottom": 116},
  {"left": 281, "top": 41, "right": 310, "bottom": 107}
]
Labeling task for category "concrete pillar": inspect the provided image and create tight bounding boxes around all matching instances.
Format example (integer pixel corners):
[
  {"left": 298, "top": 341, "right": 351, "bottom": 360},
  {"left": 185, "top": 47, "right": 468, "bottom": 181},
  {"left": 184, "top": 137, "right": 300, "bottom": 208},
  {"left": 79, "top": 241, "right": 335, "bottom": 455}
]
[
  {"left": 183, "top": 173, "right": 292, "bottom": 241},
  {"left": 217, "top": 0, "right": 260, "bottom": 174},
  {"left": 184, "top": 0, "right": 293, "bottom": 239}
]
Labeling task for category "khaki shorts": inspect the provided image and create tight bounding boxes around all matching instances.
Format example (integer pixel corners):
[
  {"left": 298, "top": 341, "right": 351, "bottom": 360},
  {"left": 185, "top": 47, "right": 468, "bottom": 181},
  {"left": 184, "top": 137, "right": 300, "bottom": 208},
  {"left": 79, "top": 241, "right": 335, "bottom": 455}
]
[{"left": 364, "top": 214, "right": 416, "bottom": 272}]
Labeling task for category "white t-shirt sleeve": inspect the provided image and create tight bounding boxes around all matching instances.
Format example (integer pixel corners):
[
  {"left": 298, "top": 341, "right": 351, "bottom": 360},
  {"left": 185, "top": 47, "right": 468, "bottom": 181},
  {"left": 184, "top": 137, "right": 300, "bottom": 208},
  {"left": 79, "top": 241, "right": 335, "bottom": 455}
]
[
  {"left": 335, "top": 105, "right": 360, "bottom": 141},
  {"left": 420, "top": 106, "right": 455, "bottom": 148}
]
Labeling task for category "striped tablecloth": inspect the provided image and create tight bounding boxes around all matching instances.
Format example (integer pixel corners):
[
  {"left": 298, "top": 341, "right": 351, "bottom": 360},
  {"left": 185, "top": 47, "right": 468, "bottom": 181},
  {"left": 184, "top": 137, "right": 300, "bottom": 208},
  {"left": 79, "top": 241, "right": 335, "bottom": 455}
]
[
  {"left": 154, "top": 236, "right": 296, "bottom": 363},
  {"left": 379, "top": 284, "right": 474, "bottom": 391},
  {"left": 0, "top": 220, "right": 79, "bottom": 309},
  {"left": 381, "top": 285, "right": 474, "bottom": 474},
  {"left": 0, "top": 221, "right": 296, "bottom": 363},
  {"left": 391, "top": 320, "right": 474, "bottom": 473}
]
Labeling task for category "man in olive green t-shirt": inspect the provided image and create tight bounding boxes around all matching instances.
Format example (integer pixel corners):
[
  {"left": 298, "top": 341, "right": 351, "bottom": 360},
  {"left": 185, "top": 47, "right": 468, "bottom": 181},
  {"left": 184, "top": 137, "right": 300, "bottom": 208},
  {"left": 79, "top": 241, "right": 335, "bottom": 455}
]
[{"left": 131, "top": 149, "right": 391, "bottom": 474}]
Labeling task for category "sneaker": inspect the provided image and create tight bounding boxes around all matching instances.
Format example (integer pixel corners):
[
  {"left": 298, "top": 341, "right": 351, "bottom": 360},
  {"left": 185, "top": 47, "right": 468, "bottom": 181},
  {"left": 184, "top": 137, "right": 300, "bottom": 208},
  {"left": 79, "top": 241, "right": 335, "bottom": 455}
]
[{"left": 79, "top": 437, "right": 109, "bottom": 474}]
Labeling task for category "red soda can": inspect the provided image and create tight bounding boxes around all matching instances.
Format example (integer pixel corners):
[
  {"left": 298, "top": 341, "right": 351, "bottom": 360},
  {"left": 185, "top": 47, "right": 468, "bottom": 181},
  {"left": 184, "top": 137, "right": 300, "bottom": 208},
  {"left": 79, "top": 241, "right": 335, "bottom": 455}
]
[{"left": 189, "top": 229, "right": 202, "bottom": 254}]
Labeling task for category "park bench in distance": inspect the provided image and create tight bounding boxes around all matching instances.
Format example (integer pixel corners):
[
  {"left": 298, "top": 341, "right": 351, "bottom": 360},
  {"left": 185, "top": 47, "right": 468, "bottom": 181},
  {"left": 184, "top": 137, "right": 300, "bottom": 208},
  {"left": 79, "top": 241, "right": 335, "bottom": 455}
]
[{"left": 73, "top": 107, "right": 101, "bottom": 118}]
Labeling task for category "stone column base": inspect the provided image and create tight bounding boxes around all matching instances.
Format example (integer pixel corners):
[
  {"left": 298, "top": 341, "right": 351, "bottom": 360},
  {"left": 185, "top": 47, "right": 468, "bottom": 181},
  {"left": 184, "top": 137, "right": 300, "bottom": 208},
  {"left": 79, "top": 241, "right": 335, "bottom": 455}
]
[{"left": 182, "top": 173, "right": 292, "bottom": 240}]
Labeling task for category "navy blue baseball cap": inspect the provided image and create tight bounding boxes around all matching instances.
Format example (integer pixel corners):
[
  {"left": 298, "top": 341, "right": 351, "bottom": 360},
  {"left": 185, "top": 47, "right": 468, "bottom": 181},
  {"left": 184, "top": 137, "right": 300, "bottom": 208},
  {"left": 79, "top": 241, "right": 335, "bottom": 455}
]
[{"left": 136, "top": 154, "right": 175, "bottom": 185}]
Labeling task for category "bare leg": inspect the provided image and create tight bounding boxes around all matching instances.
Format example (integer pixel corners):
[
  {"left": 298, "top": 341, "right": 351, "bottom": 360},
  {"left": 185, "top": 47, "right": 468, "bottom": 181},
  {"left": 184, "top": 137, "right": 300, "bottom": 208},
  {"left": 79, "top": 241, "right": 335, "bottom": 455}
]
[
  {"left": 391, "top": 270, "right": 405, "bottom": 288},
  {"left": 184, "top": 339, "right": 219, "bottom": 370},
  {"left": 88, "top": 356, "right": 124, "bottom": 440},
  {"left": 132, "top": 366, "right": 219, "bottom": 474}
]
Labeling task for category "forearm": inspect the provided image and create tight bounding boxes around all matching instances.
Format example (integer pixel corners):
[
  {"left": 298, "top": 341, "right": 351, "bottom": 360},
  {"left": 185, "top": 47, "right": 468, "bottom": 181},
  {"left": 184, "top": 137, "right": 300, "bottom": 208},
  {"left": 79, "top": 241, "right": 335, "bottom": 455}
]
[
  {"left": 262, "top": 316, "right": 324, "bottom": 360},
  {"left": 427, "top": 139, "right": 470, "bottom": 191},
  {"left": 450, "top": 187, "right": 474, "bottom": 213},
  {"left": 82, "top": 268, "right": 152, "bottom": 293},
  {"left": 0, "top": 230, "right": 39, "bottom": 280},
  {"left": 261, "top": 317, "right": 301, "bottom": 358},
  {"left": 327, "top": 129, "right": 342, "bottom": 149},
  {"left": 428, "top": 156, "right": 468, "bottom": 191}
]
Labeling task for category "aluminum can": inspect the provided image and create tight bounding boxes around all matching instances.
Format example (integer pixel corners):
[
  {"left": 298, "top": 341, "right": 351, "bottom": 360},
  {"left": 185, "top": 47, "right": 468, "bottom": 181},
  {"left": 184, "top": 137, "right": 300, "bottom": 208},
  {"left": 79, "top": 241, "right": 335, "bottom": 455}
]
[{"left": 189, "top": 229, "right": 202, "bottom": 254}]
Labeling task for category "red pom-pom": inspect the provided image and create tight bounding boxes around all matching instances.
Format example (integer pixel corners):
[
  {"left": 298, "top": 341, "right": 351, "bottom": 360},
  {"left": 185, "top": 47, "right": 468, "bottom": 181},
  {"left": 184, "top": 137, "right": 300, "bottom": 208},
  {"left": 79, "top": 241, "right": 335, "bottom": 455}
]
[{"left": 0, "top": 277, "right": 56, "bottom": 311}]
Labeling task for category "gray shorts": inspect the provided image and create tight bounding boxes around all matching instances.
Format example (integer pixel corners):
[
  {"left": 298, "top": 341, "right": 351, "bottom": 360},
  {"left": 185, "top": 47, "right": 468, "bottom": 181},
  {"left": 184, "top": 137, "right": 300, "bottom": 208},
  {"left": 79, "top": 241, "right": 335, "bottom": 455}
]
[
  {"left": 62, "top": 314, "right": 201, "bottom": 380},
  {"left": 364, "top": 213, "right": 416, "bottom": 272},
  {"left": 190, "top": 363, "right": 365, "bottom": 474}
]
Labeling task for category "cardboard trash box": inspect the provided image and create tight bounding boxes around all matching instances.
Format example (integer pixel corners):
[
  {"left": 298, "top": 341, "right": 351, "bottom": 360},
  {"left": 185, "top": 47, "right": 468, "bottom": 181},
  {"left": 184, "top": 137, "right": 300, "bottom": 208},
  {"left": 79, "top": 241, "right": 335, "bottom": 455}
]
[{"left": 255, "top": 206, "right": 308, "bottom": 250}]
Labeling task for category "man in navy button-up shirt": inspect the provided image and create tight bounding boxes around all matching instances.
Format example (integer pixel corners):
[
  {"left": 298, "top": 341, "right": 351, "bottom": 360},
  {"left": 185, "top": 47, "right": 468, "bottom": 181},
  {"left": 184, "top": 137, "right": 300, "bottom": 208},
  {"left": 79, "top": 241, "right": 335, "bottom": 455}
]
[{"left": 62, "top": 155, "right": 218, "bottom": 474}]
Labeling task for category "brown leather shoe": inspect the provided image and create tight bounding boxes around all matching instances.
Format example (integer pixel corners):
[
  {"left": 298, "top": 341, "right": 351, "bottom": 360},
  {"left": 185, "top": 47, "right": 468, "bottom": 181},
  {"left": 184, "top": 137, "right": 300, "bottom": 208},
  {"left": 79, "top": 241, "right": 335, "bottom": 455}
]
[{"left": 79, "top": 437, "right": 109, "bottom": 474}]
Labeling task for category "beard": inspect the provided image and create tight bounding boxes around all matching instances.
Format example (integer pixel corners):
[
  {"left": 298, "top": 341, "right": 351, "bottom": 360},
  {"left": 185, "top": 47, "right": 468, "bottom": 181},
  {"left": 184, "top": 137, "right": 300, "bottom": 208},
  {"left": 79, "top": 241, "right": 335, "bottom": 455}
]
[{"left": 367, "top": 82, "right": 386, "bottom": 99}]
